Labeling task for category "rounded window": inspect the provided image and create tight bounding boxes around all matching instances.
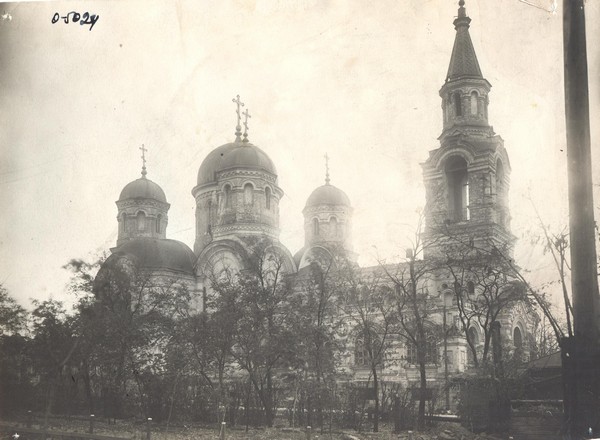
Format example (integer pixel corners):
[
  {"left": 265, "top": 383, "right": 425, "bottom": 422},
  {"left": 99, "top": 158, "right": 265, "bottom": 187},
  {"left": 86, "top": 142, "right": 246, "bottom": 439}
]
[
  {"left": 136, "top": 211, "right": 146, "bottom": 231},
  {"left": 244, "top": 183, "right": 253, "bottom": 205}
]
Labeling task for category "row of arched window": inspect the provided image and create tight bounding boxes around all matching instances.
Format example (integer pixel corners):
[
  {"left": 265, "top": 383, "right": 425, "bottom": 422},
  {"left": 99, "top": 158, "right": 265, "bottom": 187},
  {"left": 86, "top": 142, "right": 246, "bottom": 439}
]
[
  {"left": 354, "top": 337, "right": 439, "bottom": 368},
  {"left": 221, "top": 183, "right": 272, "bottom": 210},
  {"left": 446, "top": 90, "right": 485, "bottom": 119},
  {"left": 354, "top": 324, "right": 525, "bottom": 368},
  {"left": 120, "top": 212, "right": 162, "bottom": 234},
  {"left": 312, "top": 217, "right": 339, "bottom": 237},
  {"left": 445, "top": 280, "right": 475, "bottom": 295}
]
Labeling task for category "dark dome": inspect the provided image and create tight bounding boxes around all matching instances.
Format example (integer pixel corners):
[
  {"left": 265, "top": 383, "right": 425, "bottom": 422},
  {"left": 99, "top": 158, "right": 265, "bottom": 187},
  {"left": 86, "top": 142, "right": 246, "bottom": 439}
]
[
  {"left": 197, "top": 141, "right": 276, "bottom": 186},
  {"left": 305, "top": 184, "right": 351, "bottom": 208},
  {"left": 119, "top": 177, "right": 167, "bottom": 203},
  {"left": 109, "top": 238, "right": 196, "bottom": 275}
]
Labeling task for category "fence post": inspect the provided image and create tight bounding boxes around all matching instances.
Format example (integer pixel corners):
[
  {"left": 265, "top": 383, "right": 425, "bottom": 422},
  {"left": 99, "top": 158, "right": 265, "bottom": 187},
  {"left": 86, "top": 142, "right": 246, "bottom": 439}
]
[
  {"left": 146, "top": 417, "right": 152, "bottom": 440},
  {"left": 26, "top": 410, "right": 32, "bottom": 428},
  {"left": 89, "top": 414, "right": 95, "bottom": 434},
  {"left": 219, "top": 421, "right": 226, "bottom": 440},
  {"left": 305, "top": 425, "right": 312, "bottom": 440},
  {"left": 408, "top": 430, "right": 413, "bottom": 440}
]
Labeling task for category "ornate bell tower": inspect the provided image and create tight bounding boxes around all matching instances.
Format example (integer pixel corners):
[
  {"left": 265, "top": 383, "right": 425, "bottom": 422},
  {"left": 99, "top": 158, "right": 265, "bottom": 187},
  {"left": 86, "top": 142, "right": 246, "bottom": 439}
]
[{"left": 422, "top": 0, "right": 514, "bottom": 258}]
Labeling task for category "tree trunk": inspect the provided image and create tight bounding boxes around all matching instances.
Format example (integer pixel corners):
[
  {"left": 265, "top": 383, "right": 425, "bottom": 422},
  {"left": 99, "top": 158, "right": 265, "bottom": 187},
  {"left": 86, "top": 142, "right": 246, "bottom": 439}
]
[
  {"left": 372, "top": 366, "right": 379, "bottom": 432},
  {"left": 417, "top": 359, "right": 427, "bottom": 430}
]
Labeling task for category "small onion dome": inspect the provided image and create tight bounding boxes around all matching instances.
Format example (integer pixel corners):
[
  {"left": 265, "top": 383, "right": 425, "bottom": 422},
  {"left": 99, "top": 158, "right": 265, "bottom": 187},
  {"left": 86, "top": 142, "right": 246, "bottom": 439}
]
[
  {"left": 119, "top": 177, "right": 167, "bottom": 203},
  {"left": 305, "top": 184, "right": 351, "bottom": 209},
  {"left": 107, "top": 238, "right": 196, "bottom": 275},
  {"left": 197, "top": 142, "right": 277, "bottom": 186}
]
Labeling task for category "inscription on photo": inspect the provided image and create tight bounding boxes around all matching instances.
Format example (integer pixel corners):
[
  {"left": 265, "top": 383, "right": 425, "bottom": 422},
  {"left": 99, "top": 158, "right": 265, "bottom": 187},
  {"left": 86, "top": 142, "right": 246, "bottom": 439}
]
[{"left": 51, "top": 11, "right": 99, "bottom": 31}]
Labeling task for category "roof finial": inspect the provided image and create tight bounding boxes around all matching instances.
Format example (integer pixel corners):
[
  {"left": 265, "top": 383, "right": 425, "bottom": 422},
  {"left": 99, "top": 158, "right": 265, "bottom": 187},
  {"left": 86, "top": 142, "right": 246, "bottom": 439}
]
[
  {"left": 242, "top": 108, "right": 251, "bottom": 143},
  {"left": 324, "top": 152, "right": 330, "bottom": 185},
  {"left": 232, "top": 95, "right": 245, "bottom": 142},
  {"left": 458, "top": 0, "right": 466, "bottom": 18},
  {"left": 139, "top": 144, "right": 148, "bottom": 178}
]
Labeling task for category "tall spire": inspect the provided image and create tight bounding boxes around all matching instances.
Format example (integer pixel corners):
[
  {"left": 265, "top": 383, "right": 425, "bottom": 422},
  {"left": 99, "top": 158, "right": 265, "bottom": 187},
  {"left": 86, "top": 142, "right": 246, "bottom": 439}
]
[
  {"left": 324, "top": 152, "right": 330, "bottom": 185},
  {"left": 439, "top": 0, "right": 492, "bottom": 137},
  {"left": 139, "top": 144, "right": 148, "bottom": 178},
  {"left": 446, "top": 0, "right": 483, "bottom": 82},
  {"left": 242, "top": 108, "right": 251, "bottom": 143},
  {"left": 232, "top": 94, "right": 244, "bottom": 142}
]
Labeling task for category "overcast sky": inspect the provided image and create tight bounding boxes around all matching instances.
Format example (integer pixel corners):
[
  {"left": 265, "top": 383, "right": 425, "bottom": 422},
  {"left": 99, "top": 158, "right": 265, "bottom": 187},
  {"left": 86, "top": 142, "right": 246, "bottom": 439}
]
[{"left": 0, "top": 0, "right": 598, "bottom": 309}]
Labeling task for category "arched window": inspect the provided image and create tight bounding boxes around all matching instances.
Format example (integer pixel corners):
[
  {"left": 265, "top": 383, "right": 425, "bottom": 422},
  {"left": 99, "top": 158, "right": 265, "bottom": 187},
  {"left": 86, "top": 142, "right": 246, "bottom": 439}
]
[
  {"left": 355, "top": 337, "right": 369, "bottom": 367},
  {"left": 406, "top": 335, "right": 438, "bottom": 365},
  {"left": 454, "top": 280, "right": 461, "bottom": 293},
  {"left": 330, "top": 216, "right": 338, "bottom": 237},
  {"left": 120, "top": 213, "right": 126, "bottom": 233},
  {"left": 467, "top": 326, "right": 479, "bottom": 346},
  {"left": 206, "top": 200, "right": 212, "bottom": 234},
  {"left": 312, "top": 218, "right": 319, "bottom": 237},
  {"left": 513, "top": 327, "right": 523, "bottom": 349},
  {"left": 453, "top": 92, "right": 462, "bottom": 116},
  {"left": 445, "top": 156, "right": 469, "bottom": 221},
  {"left": 513, "top": 326, "right": 524, "bottom": 362},
  {"left": 467, "top": 281, "right": 475, "bottom": 294},
  {"left": 355, "top": 332, "right": 383, "bottom": 368},
  {"left": 265, "top": 187, "right": 271, "bottom": 210},
  {"left": 136, "top": 211, "right": 146, "bottom": 231},
  {"left": 224, "top": 184, "right": 231, "bottom": 209},
  {"left": 470, "top": 91, "right": 479, "bottom": 115},
  {"left": 156, "top": 214, "right": 162, "bottom": 234},
  {"left": 244, "top": 183, "right": 253, "bottom": 205},
  {"left": 496, "top": 160, "right": 505, "bottom": 195}
]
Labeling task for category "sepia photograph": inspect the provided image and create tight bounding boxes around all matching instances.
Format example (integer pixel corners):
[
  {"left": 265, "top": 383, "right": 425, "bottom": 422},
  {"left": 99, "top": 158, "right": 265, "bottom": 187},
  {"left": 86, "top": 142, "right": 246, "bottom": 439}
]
[{"left": 0, "top": 0, "right": 599, "bottom": 439}]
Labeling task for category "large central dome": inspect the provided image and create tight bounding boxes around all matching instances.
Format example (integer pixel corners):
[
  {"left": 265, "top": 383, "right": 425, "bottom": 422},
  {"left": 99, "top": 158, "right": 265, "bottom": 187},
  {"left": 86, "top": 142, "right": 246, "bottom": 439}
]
[{"left": 197, "top": 141, "right": 277, "bottom": 186}]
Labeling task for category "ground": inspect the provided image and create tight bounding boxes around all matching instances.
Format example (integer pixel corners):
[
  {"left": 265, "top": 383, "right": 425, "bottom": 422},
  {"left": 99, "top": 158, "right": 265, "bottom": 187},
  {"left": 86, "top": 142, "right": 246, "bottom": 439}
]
[{"left": 0, "top": 417, "right": 508, "bottom": 440}]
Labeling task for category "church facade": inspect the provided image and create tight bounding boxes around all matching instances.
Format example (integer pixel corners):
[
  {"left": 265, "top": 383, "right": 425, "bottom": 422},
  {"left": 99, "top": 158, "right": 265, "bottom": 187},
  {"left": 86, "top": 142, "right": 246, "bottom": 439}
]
[{"left": 95, "top": 0, "right": 537, "bottom": 398}]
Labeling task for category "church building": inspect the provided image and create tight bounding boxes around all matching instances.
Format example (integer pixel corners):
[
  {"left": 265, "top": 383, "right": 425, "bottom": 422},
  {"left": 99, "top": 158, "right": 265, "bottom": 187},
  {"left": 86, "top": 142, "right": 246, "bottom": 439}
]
[{"left": 95, "top": 0, "right": 537, "bottom": 395}]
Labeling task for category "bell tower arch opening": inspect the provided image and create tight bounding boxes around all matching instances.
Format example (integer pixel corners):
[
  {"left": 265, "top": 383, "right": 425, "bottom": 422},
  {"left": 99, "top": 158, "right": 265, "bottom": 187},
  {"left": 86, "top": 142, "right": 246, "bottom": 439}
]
[{"left": 445, "top": 156, "right": 469, "bottom": 222}]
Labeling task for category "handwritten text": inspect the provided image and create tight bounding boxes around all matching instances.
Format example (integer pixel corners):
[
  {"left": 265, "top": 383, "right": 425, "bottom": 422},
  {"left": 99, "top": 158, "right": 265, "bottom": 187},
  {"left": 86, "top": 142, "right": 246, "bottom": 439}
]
[{"left": 52, "top": 11, "right": 99, "bottom": 31}]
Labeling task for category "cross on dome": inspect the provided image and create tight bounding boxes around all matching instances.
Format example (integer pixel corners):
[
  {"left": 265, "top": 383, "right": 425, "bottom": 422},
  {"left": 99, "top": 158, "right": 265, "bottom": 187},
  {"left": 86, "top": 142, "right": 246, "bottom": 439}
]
[
  {"left": 242, "top": 108, "right": 251, "bottom": 143},
  {"left": 139, "top": 144, "right": 148, "bottom": 178},
  {"left": 232, "top": 94, "right": 245, "bottom": 142}
]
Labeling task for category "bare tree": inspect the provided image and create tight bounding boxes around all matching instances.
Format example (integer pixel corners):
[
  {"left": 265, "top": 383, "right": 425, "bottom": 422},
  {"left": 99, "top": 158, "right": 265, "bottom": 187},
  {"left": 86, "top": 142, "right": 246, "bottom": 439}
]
[
  {"left": 379, "top": 216, "right": 440, "bottom": 431},
  {"left": 336, "top": 256, "right": 394, "bottom": 433},
  {"left": 442, "top": 242, "right": 529, "bottom": 368},
  {"left": 290, "top": 249, "right": 347, "bottom": 431},
  {"left": 208, "top": 238, "right": 298, "bottom": 427}
]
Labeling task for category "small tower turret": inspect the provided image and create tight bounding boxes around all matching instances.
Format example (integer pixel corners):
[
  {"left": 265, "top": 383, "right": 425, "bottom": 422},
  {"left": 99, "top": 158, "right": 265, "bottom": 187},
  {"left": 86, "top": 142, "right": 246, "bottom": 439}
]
[
  {"left": 116, "top": 145, "right": 170, "bottom": 246},
  {"left": 298, "top": 154, "right": 354, "bottom": 267}
]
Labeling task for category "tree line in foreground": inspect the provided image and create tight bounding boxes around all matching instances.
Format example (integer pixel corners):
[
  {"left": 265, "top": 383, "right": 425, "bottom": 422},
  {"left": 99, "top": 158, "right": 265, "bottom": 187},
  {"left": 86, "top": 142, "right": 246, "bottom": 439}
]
[{"left": 0, "top": 231, "right": 568, "bottom": 434}]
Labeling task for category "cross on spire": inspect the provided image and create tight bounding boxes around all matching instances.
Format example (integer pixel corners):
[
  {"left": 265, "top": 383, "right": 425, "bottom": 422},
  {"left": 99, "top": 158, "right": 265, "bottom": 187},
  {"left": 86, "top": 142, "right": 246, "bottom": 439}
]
[
  {"left": 458, "top": 0, "right": 466, "bottom": 18},
  {"left": 324, "top": 153, "right": 330, "bottom": 185},
  {"left": 139, "top": 144, "right": 148, "bottom": 178},
  {"left": 232, "top": 94, "right": 245, "bottom": 142},
  {"left": 242, "top": 108, "right": 251, "bottom": 143}
]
